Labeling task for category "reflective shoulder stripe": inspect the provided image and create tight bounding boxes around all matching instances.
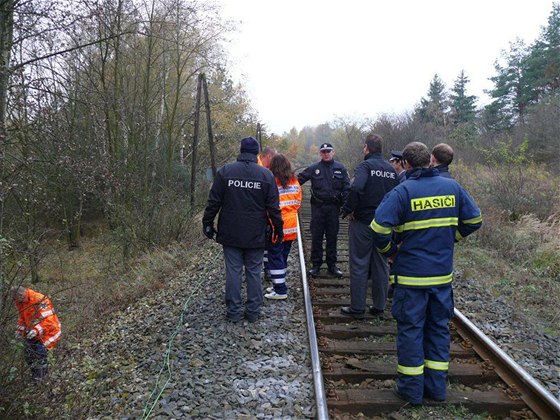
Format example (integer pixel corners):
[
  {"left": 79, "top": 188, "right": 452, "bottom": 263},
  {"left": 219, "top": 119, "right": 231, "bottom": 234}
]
[
  {"left": 462, "top": 215, "right": 482, "bottom": 224},
  {"left": 390, "top": 273, "right": 453, "bottom": 287},
  {"left": 377, "top": 242, "right": 392, "bottom": 254},
  {"left": 397, "top": 364, "right": 424, "bottom": 376},
  {"left": 40, "top": 309, "right": 54, "bottom": 317},
  {"left": 398, "top": 217, "right": 458, "bottom": 232},
  {"left": 425, "top": 359, "right": 449, "bottom": 371},
  {"left": 370, "top": 219, "right": 392, "bottom": 235}
]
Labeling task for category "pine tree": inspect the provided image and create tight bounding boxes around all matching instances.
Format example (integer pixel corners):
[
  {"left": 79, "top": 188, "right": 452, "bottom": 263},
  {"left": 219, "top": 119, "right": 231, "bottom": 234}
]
[
  {"left": 485, "top": 39, "right": 536, "bottom": 127},
  {"left": 449, "top": 70, "right": 477, "bottom": 124},
  {"left": 416, "top": 74, "right": 448, "bottom": 126}
]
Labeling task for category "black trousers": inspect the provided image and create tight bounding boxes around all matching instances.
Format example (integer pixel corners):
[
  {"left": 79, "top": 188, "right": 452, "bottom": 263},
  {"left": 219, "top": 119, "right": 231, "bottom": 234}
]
[{"left": 310, "top": 203, "right": 340, "bottom": 267}]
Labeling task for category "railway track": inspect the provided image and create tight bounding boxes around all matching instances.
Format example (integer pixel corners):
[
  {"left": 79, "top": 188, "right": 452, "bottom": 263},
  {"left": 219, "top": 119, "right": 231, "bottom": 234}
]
[{"left": 296, "top": 192, "right": 560, "bottom": 419}]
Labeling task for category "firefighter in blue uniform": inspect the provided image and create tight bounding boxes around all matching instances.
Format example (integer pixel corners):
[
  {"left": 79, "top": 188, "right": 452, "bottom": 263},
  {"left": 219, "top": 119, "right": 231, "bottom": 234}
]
[
  {"left": 203, "top": 137, "right": 284, "bottom": 323},
  {"left": 298, "top": 143, "right": 350, "bottom": 277},
  {"left": 431, "top": 143, "right": 454, "bottom": 179},
  {"left": 371, "top": 142, "right": 482, "bottom": 405}
]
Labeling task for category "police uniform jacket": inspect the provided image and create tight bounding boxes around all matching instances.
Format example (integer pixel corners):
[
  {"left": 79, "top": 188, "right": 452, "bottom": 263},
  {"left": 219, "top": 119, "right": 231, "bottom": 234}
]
[
  {"left": 203, "top": 153, "right": 283, "bottom": 249},
  {"left": 342, "top": 152, "right": 398, "bottom": 224},
  {"left": 370, "top": 168, "right": 482, "bottom": 288},
  {"left": 297, "top": 159, "right": 350, "bottom": 206}
]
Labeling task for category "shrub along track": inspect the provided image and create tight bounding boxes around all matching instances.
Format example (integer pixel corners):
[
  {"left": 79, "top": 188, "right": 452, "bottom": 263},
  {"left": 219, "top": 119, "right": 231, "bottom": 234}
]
[{"left": 298, "top": 194, "right": 560, "bottom": 419}]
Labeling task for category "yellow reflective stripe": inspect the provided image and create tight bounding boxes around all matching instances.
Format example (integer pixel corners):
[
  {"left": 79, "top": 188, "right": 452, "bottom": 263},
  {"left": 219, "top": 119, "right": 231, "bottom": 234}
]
[
  {"left": 397, "top": 364, "right": 424, "bottom": 376},
  {"left": 425, "top": 359, "right": 449, "bottom": 371},
  {"left": 462, "top": 215, "right": 482, "bottom": 224},
  {"left": 370, "top": 219, "right": 392, "bottom": 235},
  {"left": 455, "top": 231, "right": 463, "bottom": 241},
  {"left": 377, "top": 242, "right": 392, "bottom": 254},
  {"left": 395, "top": 217, "right": 458, "bottom": 232},
  {"left": 390, "top": 273, "right": 453, "bottom": 287}
]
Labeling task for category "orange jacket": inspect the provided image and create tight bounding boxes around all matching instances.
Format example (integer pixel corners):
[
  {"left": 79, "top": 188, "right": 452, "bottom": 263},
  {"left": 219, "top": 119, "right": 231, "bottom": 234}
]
[
  {"left": 16, "top": 289, "right": 61, "bottom": 349},
  {"left": 277, "top": 177, "right": 302, "bottom": 241}
]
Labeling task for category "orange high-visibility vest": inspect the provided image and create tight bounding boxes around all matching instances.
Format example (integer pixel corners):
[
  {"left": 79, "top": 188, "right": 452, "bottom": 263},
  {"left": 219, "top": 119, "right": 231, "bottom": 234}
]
[
  {"left": 16, "top": 288, "right": 61, "bottom": 349},
  {"left": 277, "top": 177, "right": 302, "bottom": 241}
]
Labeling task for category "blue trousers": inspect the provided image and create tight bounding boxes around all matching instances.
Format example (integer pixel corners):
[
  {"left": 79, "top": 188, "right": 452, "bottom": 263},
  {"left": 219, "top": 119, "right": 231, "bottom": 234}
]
[
  {"left": 223, "top": 246, "right": 264, "bottom": 321},
  {"left": 24, "top": 338, "right": 48, "bottom": 380},
  {"left": 391, "top": 285, "right": 454, "bottom": 404},
  {"left": 265, "top": 240, "right": 293, "bottom": 294}
]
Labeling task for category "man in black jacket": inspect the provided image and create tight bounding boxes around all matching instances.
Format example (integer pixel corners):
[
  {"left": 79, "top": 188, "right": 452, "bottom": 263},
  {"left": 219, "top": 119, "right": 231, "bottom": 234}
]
[
  {"left": 203, "top": 137, "right": 283, "bottom": 323},
  {"left": 340, "top": 133, "right": 399, "bottom": 319},
  {"left": 298, "top": 143, "right": 350, "bottom": 278}
]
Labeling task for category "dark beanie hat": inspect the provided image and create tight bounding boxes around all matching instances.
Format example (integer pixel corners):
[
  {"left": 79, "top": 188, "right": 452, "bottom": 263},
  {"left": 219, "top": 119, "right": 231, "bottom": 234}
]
[{"left": 240, "top": 137, "right": 260, "bottom": 155}]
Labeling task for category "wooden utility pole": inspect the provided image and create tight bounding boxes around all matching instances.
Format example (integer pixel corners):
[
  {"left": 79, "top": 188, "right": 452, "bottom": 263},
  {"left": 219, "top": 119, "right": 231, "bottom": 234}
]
[
  {"left": 256, "top": 123, "right": 262, "bottom": 150},
  {"left": 202, "top": 75, "right": 217, "bottom": 178},
  {"left": 190, "top": 73, "right": 203, "bottom": 210}
]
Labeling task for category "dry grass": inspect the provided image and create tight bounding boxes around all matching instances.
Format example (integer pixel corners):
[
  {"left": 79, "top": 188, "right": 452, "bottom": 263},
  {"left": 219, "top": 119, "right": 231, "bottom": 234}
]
[
  {"left": 0, "top": 223, "right": 200, "bottom": 416},
  {"left": 450, "top": 161, "right": 560, "bottom": 335}
]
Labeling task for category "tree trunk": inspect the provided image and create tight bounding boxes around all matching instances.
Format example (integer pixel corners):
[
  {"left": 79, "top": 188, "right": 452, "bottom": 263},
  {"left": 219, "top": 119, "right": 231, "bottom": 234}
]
[{"left": 0, "top": 0, "right": 15, "bottom": 310}]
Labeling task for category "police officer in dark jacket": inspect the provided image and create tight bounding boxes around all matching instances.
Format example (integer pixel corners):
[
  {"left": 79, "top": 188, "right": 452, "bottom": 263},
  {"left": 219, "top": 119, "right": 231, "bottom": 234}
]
[
  {"left": 203, "top": 137, "right": 283, "bottom": 323},
  {"left": 340, "top": 134, "right": 398, "bottom": 319},
  {"left": 298, "top": 143, "right": 350, "bottom": 277},
  {"left": 390, "top": 150, "right": 407, "bottom": 183}
]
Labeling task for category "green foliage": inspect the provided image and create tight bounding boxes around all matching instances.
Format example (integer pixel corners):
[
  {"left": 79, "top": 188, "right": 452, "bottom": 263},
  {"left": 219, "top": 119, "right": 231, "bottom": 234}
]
[
  {"left": 449, "top": 70, "right": 477, "bottom": 124},
  {"left": 481, "top": 137, "right": 529, "bottom": 165},
  {"left": 485, "top": 3, "right": 560, "bottom": 129}
]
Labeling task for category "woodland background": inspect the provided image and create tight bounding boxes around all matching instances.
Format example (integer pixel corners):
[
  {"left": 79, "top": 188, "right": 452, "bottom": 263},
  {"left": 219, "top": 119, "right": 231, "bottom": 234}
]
[{"left": 0, "top": 0, "right": 559, "bottom": 416}]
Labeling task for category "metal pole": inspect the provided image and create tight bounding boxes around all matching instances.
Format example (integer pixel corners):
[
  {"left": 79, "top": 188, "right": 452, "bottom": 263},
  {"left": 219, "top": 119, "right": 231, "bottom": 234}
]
[{"left": 296, "top": 214, "right": 329, "bottom": 419}]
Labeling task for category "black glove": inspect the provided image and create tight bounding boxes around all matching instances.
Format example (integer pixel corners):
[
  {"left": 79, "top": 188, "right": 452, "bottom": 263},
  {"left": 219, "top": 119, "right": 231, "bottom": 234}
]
[
  {"left": 340, "top": 207, "right": 350, "bottom": 219},
  {"left": 203, "top": 224, "right": 216, "bottom": 240}
]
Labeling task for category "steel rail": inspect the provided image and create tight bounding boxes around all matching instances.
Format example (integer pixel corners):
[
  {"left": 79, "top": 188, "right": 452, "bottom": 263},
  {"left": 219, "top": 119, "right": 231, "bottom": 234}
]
[
  {"left": 296, "top": 214, "right": 329, "bottom": 420},
  {"left": 453, "top": 308, "right": 560, "bottom": 420}
]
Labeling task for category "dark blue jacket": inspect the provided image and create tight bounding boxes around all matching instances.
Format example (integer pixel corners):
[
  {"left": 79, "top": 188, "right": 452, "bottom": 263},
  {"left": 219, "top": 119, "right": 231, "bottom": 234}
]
[
  {"left": 342, "top": 152, "right": 399, "bottom": 223},
  {"left": 371, "top": 168, "right": 481, "bottom": 287},
  {"left": 298, "top": 159, "right": 350, "bottom": 206},
  {"left": 435, "top": 165, "right": 453, "bottom": 179},
  {"left": 203, "top": 153, "right": 283, "bottom": 248}
]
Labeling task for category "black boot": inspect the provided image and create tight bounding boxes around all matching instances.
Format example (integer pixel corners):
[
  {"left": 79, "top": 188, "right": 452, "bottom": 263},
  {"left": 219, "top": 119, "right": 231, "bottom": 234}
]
[{"left": 308, "top": 266, "right": 320, "bottom": 277}]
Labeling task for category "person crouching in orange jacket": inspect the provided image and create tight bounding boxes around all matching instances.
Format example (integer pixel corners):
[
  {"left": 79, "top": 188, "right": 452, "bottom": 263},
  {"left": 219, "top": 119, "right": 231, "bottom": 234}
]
[{"left": 12, "top": 286, "right": 61, "bottom": 382}]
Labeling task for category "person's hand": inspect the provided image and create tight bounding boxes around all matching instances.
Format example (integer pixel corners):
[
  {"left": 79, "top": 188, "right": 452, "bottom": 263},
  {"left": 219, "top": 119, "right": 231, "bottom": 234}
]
[
  {"left": 339, "top": 208, "right": 349, "bottom": 219},
  {"left": 273, "top": 231, "right": 284, "bottom": 244},
  {"left": 26, "top": 329, "right": 37, "bottom": 340},
  {"left": 203, "top": 225, "right": 216, "bottom": 240},
  {"left": 15, "top": 330, "right": 21, "bottom": 339}
]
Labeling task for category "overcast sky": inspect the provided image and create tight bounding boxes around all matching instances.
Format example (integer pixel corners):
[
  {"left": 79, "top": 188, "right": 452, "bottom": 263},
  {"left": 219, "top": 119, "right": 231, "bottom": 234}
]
[{"left": 218, "top": 1, "right": 555, "bottom": 134}]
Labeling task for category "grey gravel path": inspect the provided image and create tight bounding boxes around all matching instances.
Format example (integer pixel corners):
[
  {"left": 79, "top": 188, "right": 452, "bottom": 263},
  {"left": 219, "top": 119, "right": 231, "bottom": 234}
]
[{"left": 66, "top": 240, "right": 316, "bottom": 419}]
